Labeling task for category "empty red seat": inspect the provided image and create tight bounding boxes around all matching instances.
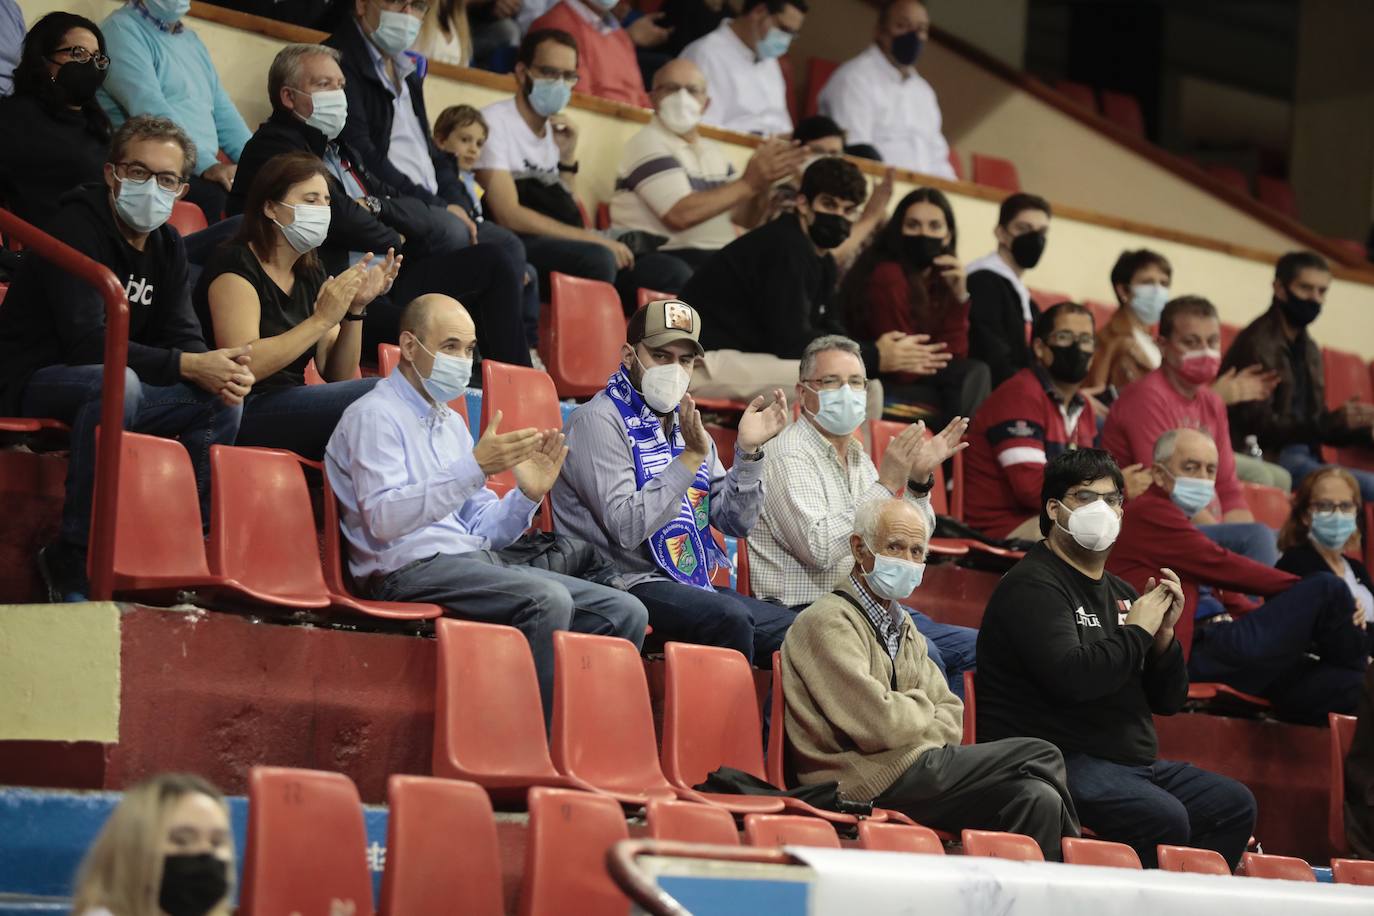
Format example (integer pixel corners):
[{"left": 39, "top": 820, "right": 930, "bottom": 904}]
[
  {"left": 1241, "top": 482, "right": 1290, "bottom": 529},
  {"left": 1322, "top": 348, "right": 1374, "bottom": 470},
  {"left": 1062, "top": 836, "right": 1141, "bottom": 869},
  {"left": 1205, "top": 164, "right": 1250, "bottom": 195},
  {"left": 1330, "top": 712, "right": 1358, "bottom": 854},
  {"left": 743, "top": 814, "right": 841, "bottom": 849},
  {"left": 971, "top": 154, "right": 1020, "bottom": 192},
  {"left": 947, "top": 147, "right": 964, "bottom": 181},
  {"left": 169, "top": 199, "right": 208, "bottom": 236},
  {"left": 1186, "top": 681, "right": 1271, "bottom": 711},
  {"left": 240, "top": 767, "right": 373, "bottom": 916},
  {"left": 1055, "top": 80, "right": 1097, "bottom": 111},
  {"left": 706, "top": 423, "right": 737, "bottom": 470},
  {"left": 1239, "top": 851, "right": 1315, "bottom": 881},
  {"left": 1256, "top": 176, "right": 1298, "bottom": 219},
  {"left": 1099, "top": 90, "right": 1145, "bottom": 137},
  {"left": 1029, "top": 288, "right": 1071, "bottom": 311},
  {"left": 804, "top": 56, "right": 839, "bottom": 118},
  {"left": 636, "top": 287, "right": 676, "bottom": 311},
  {"left": 1331, "top": 858, "right": 1374, "bottom": 885},
  {"left": 544, "top": 272, "right": 626, "bottom": 399},
  {"left": 519, "top": 787, "right": 631, "bottom": 916},
  {"left": 645, "top": 797, "right": 741, "bottom": 845},
  {"left": 961, "top": 829, "right": 1043, "bottom": 861},
  {"left": 380, "top": 776, "right": 503, "bottom": 916},
  {"left": 1157, "top": 844, "right": 1230, "bottom": 874},
  {"left": 857, "top": 821, "right": 944, "bottom": 855}
]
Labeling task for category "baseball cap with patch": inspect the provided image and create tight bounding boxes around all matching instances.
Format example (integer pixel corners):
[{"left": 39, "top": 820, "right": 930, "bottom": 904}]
[{"left": 628, "top": 298, "right": 704, "bottom": 356}]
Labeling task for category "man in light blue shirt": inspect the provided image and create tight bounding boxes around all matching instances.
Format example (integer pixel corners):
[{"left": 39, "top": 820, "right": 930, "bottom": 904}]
[
  {"left": 0, "top": 0, "right": 23, "bottom": 97},
  {"left": 325, "top": 293, "right": 647, "bottom": 714}
]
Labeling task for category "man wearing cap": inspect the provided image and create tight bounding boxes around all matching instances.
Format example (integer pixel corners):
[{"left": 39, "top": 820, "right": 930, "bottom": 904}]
[{"left": 552, "top": 298, "right": 794, "bottom": 662}]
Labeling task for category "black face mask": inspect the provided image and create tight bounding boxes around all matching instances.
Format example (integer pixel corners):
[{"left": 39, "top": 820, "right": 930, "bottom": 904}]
[
  {"left": 890, "top": 30, "right": 924, "bottom": 66},
  {"left": 52, "top": 59, "right": 107, "bottom": 104},
  {"left": 1046, "top": 343, "right": 1092, "bottom": 384},
  {"left": 901, "top": 234, "right": 945, "bottom": 270},
  {"left": 1276, "top": 289, "right": 1321, "bottom": 329},
  {"left": 1009, "top": 230, "right": 1047, "bottom": 270},
  {"left": 808, "top": 211, "right": 852, "bottom": 250},
  {"left": 159, "top": 853, "right": 229, "bottom": 916}
]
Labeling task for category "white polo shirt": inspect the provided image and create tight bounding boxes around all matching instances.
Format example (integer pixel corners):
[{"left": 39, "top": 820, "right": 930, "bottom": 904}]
[
  {"left": 610, "top": 117, "right": 738, "bottom": 251},
  {"left": 818, "top": 43, "right": 955, "bottom": 180},
  {"left": 680, "top": 19, "right": 792, "bottom": 137},
  {"left": 474, "top": 97, "right": 561, "bottom": 186}
]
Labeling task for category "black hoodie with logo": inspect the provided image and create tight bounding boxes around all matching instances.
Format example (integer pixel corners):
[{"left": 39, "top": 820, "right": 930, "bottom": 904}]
[{"left": 0, "top": 184, "right": 207, "bottom": 414}]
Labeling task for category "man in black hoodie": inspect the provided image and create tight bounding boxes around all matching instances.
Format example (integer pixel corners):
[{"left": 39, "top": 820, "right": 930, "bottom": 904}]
[{"left": 0, "top": 115, "right": 252, "bottom": 601}]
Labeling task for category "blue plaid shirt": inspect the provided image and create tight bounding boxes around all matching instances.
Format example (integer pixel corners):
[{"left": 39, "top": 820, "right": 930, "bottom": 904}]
[{"left": 849, "top": 572, "right": 904, "bottom": 661}]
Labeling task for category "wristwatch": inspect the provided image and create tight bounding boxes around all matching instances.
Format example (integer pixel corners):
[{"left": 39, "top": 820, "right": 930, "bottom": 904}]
[
  {"left": 359, "top": 195, "right": 382, "bottom": 217},
  {"left": 557, "top": 160, "right": 580, "bottom": 174},
  {"left": 344, "top": 310, "right": 367, "bottom": 321},
  {"left": 908, "top": 473, "right": 936, "bottom": 496},
  {"left": 735, "top": 445, "right": 764, "bottom": 462}
]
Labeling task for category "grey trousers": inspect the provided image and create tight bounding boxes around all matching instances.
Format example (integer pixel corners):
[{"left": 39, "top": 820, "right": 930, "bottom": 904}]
[
  {"left": 873, "top": 738, "right": 1081, "bottom": 861},
  {"left": 370, "top": 549, "right": 649, "bottom": 719}
]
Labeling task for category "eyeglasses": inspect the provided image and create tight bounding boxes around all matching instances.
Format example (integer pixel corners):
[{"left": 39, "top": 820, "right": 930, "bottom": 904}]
[
  {"left": 1065, "top": 488, "right": 1124, "bottom": 508},
  {"left": 49, "top": 46, "right": 110, "bottom": 69},
  {"left": 530, "top": 64, "right": 580, "bottom": 85},
  {"left": 803, "top": 375, "right": 867, "bottom": 392},
  {"left": 114, "top": 161, "right": 187, "bottom": 192},
  {"left": 654, "top": 82, "right": 708, "bottom": 100},
  {"left": 1045, "top": 330, "right": 1096, "bottom": 350},
  {"left": 378, "top": 0, "right": 429, "bottom": 13},
  {"left": 1312, "top": 501, "right": 1358, "bottom": 515}
]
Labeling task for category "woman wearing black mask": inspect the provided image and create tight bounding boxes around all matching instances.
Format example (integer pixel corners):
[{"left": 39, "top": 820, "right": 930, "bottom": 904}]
[
  {"left": 0, "top": 12, "right": 112, "bottom": 228},
  {"left": 71, "top": 772, "right": 234, "bottom": 916},
  {"left": 842, "top": 186, "right": 991, "bottom": 427}
]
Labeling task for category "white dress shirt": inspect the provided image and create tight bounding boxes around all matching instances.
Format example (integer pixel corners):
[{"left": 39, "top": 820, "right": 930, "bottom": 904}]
[
  {"left": 818, "top": 44, "right": 954, "bottom": 180},
  {"left": 681, "top": 19, "right": 792, "bottom": 137}
]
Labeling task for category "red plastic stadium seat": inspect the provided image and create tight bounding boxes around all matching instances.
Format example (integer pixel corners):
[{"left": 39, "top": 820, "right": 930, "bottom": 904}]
[
  {"left": 857, "top": 821, "right": 944, "bottom": 854},
  {"left": 1241, "top": 482, "right": 1290, "bottom": 529},
  {"left": 1220, "top": 322, "right": 1240, "bottom": 356},
  {"left": 1331, "top": 712, "right": 1358, "bottom": 854},
  {"left": 804, "top": 56, "right": 839, "bottom": 118},
  {"left": 519, "top": 787, "right": 630, "bottom": 916},
  {"left": 1157, "top": 844, "right": 1230, "bottom": 874},
  {"left": 480, "top": 359, "right": 561, "bottom": 525},
  {"left": 636, "top": 287, "right": 676, "bottom": 311},
  {"left": 1322, "top": 348, "right": 1374, "bottom": 470},
  {"left": 0, "top": 415, "right": 69, "bottom": 450},
  {"left": 1062, "top": 836, "right": 1142, "bottom": 869},
  {"left": 544, "top": 272, "right": 625, "bottom": 399},
  {"left": 1099, "top": 90, "right": 1145, "bottom": 138},
  {"left": 646, "top": 797, "right": 741, "bottom": 845},
  {"left": 767, "top": 651, "right": 786, "bottom": 788},
  {"left": 962, "top": 670, "right": 976, "bottom": 745},
  {"left": 1055, "top": 80, "right": 1097, "bottom": 111},
  {"left": 376, "top": 343, "right": 468, "bottom": 423},
  {"left": 241, "top": 767, "right": 373, "bottom": 916},
  {"left": 1204, "top": 164, "right": 1250, "bottom": 195},
  {"left": 1239, "top": 851, "right": 1315, "bottom": 881},
  {"left": 1186, "top": 682, "right": 1271, "bottom": 711},
  {"left": 1029, "top": 288, "right": 1071, "bottom": 311},
  {"left": 971, "top": 154, "right": 1021, "bottom": 192},
  {"left": 743, "top": 814, "right": 841, "bottom": 849},
  {"left": 169, "top": 199, "right": 208, "bottom": 236},
  {"left": 1085, "top": 299, "right": 1117, "bottom": 329},
  {"left": 947, "top": 147, "right": 964, "bottom": 181},
  {"left": 706, "top": 423, "right": 737, "bottom": 470},
  {"left": 433, "top": 619, "right": 594, "bottom": 800},
  {"left": 961, "top": 829, "right": 1044, "bottom": 861},
  {"left": 1256, "top": 176, "right": 1298, "bottom": 219},
  {"left": 595, "top": 201, "right": 610, "bottom": 231},
  {"left": 1332, "top": 858, "right": 1374, "bottom": 885},
  {"left": 380, "top": 776, "right": 503, "bottom": 916},
  {"left": 304, "top": 358, "right": 362, "bottom": 385}
]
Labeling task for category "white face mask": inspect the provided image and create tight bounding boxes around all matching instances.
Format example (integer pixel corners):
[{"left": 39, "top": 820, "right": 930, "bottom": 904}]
[
  {"left": 1055, "top": 498, "right": 1121, "bottom": 552},
  {"left": 634, "top": 354, "right": 690, "bottom": 414},
  {"left": 657, "top": 89, "right": 704, "bottom": 136},
  {"left": 300, "top": 87, "right": 348, "bottom": 140}
]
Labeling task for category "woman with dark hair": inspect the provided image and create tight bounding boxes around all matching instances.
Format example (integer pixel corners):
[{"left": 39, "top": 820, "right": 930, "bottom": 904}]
[
  {"left": 194, "top": 151, "right": 399, "bottom": 460},
  {"left": 0, "top": 11, "right": 112, "bottom": 227},
  {"left": 841, "top": 186, "right": 990, "bottom": 425},
  {"left": 1277, "top": 465, "right": 1374, "bottom": 635}
]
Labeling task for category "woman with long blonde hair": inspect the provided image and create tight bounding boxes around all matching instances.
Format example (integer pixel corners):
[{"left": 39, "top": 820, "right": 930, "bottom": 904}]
[
  {"left": 414, "top": 0, "right": 472, "bottom": 66},
  {"left": 71, "top": 773, "right": 235, "bottom": 916}
]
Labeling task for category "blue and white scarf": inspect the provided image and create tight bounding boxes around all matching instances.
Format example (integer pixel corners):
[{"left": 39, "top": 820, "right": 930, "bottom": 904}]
[{"left": 606, "top": 367, "right": 726, "bottom": 590}]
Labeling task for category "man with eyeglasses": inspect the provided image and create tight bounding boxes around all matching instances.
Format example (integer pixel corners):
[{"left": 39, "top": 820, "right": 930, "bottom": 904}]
[
  {"left": 977, "top": 447, "right": 1258, "bottom": 869},
  {"left": 681, "top": 0, "right": 806, "bottom": 137},
  {"left": 0, "top": 115, "right": 252, "bottom": 601},
  {"left": 1108, "top": 427, "right": 1366, "bottom": 722},
  {"left": 530, "top": 0, "right": 649, "bottom": 107}
]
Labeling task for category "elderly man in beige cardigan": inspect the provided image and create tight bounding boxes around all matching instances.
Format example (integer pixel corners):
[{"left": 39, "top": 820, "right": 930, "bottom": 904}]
[{"left": 781, "top": 496, "right": 1080, "bottom": 860}]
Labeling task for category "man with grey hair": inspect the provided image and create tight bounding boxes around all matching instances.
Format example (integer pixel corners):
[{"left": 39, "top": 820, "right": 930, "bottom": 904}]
[
  {"left": 751, "top": 333, "right": 979, "bottom": 697},
  {"left": 782, "top": 495, "right": 1079, "bottom": 858}
]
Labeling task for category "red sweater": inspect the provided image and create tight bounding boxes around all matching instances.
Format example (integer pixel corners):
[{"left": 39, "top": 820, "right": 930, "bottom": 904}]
[
  {"left": 1107, "top": 485, "right": 1298, "bottom": 659},
  {"left": 531, "top": 3, "right": 651, "bottom": 109}
]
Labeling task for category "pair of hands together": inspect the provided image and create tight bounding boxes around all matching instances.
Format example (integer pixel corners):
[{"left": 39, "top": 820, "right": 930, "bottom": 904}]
[
  {"left": 875, "top": 415, "right": 970, "bottom": 496},
  {"left": 678, "top": 388, "right": 790, "bottom": 465}
]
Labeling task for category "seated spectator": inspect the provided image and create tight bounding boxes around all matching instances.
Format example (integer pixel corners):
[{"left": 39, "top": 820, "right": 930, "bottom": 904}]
[
  {"left": 656, "top": 0, "right": 727, "bottom": 58},
  {"left": 231, "top": 43, "right": 529, "bottom": 363},
  {"left": 467, "top": 0, "right": 522, "bottom": 69},
  {"left": 71, "top": 773, "right": 234, "bottom": 916},
  {"left": 531, "top": 0, "right": 649, "bottom": 107},
  {"left": 1277, "top": 466, "right": 1374, "bottom": 643},
  {"left": 817, "top": 0, "right": 955, "bottom": 180},
  {"left": 617, "top": 2, "right": 675, "bottom": 88},
  {"left": 197, "top": 152, "right": 397, "bottom": 460},
  {"left": 0, "top": 116, "right": 250, "bottom": 601},
  {"left": 841, "top": 187, "right": 991, "bottom": 428},
  {"left": 0, "top": 0, "right": 20, "bottom": 96},
  {"left": 552, "top": 299, "right": 795, "bottom": 662},
  {"left": 966, "top": 192, "right": 1052, "bottom": 386},
  {"left": 609, "top": 58, "right": 803, "bottom": 305},
  {"left": 475, "top": 28, "right": 632, "bottom": 290},
  {"left": 1102, "top": 295, "right": 1279, "bottom": 565},
  {"left": 783, "top": 496, "right": 1079, "bottom": 858},
  {"left": 964, "top": 302, "right": 1114, "bottom": 541},
  {"left": 0, "top": 13, "right": 111, "bottom": 229},
  {"left": 1223, "top": 251, "right": 1374, "bottom": 499},
  {"left": 1085, "top": 248, "right": 1171, "bottom": 392},
  {"left": 1109, "top": 428, "right": 1365, "bottom": 722},
  {"left": 414, "top": 0, "right": 471, "bottom": 65},
  {"left": 682, "top": 157, "right": 928, "bottom": 407},
  {"left": 97, "top": 0, "right": 251, "bottom": 224},
  {"left": 325, "top": 294, "right": 648, "bottom": 715},
  {"left": 680, "top": 0, "right": 804, "bottom": 138},
  {"left": 977, "top": 447, "right": 1258, "bottom": 869},
  {"left": 750, "top": 335, "right": 977, "bottom": 697}
]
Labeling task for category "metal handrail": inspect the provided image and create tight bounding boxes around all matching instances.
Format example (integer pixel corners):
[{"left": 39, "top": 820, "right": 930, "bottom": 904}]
[
  {"left": 0, "top": 207, "right": 129, "bottom": 600},
  {"left": 606, "top": 839, "right": 806, "bottom": 916}
]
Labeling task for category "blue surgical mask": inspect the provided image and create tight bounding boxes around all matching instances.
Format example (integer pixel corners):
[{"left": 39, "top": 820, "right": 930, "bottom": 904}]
[
  {"left": 1168, "top": 474, "right": 1216, "bottom": 519},
  {"left": 1128, "top": 283, "right": 1170, "bottom": 325},
  {"left": 863, "top": 547, "right": 926, "bottom": 601},
  {"left": 371, "top": 10, "right": 421, "bottom": 57},
  {"left": 526, "top": 77, "right": 572, "bottom": 118},
  {"left": 299, "top": 87, "right": 348, "bottom": 140},
  {"left": 805, "top": 385, "right": 866, "bottom": 437},
  {"left": 272, "top": 202, "right": 331, "bottom": 254},
  {"left": 142, "top": 0, "right": 190, "bottom": 23},
  {"left": 1312, "top": 510, "right": 1358, "bottom": 550},
  {"left": 114, "top": 175, "right": 178, "bottom": 234},
  {"left": 415, "top": 339, "right": 473, "bottom": 403},
  {"left": 756, "top": 26, "right": 793, "bottom": 60}
]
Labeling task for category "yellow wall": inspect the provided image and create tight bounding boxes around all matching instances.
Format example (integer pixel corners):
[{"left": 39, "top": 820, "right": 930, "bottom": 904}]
[{"left": 0, "top": 602, "right": 120, "bottom": 742}]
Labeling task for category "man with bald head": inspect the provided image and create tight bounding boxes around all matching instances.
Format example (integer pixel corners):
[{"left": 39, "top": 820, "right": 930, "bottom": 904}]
[
  {"left": 782, "top": 496, "right": 1079, "bottom": 858},
  {"left": 610, "top": 56, "right": 805, "bottom": 303},
  {"left": 325, "top": 294, "right": 648, "bottom": 716},
  {"left": 1109, "top": 426, "right": 1366, "bottom": 722}
]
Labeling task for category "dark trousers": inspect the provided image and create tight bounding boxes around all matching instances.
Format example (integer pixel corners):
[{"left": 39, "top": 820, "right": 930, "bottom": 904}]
[
  {"left": 520, "top": 234, "right": 619, "bottom": 293},
  {"left": 875, "top": 738, "right": 1080, "bottom": 861},
  {"left": 1063, "top": 753, "right": 1256, "bottom": 870},
  {"left": 1190, "top": 572, "right": 1367, "bottom": 723},
  {"left": 631, "top": 579, "right": 796, "bottom": 665},
  {"left": 616, "top": 248, "right": 716, "bottom": 313},
  {"left": 237, "top": 378, "right": 379, "bottom": 462},
  {"left": 884, "top": 357, "right": 992, "bottom": 429}
]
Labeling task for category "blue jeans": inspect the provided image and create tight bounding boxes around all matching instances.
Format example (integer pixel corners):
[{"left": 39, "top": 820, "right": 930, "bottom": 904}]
[
  {"left": 1063, "top": 753, "right": 1256, "bottom": 869},
  {"left": 21, "top": 365, "right": 242, "bottom": 546},
  {"left": 905, "top": 607, "right": 977, "bottom": 701},
  {"left": 1198, "top": 521, "right": 1279, "bottom": 566},
  {"left": 237, "top": 379, "right": 379, "bottom": 462},
  {"left": 631, "top": 579, "right": 797, "bottom": 666},
  {"left": 1280, "top": 442, "right": 1374, "bottom": 501}
]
